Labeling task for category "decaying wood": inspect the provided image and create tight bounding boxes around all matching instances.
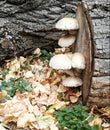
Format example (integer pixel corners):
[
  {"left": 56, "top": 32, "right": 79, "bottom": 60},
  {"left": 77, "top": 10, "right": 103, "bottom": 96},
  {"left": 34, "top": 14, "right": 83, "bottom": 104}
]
[
  {"left": 84, "top": 0, "right": 110, "bottom": 107},
  {"left": 0, "top": 0, "right": 77, "bottom": 63},
  {"left": 74, "top": 3, "right": 95, "bottom": 105},
  {"left": 88, "top": 97, "right": 110, "bottom": 107},
  {"left": 88, "top": 76, "right": 110, "bottom": 107}
]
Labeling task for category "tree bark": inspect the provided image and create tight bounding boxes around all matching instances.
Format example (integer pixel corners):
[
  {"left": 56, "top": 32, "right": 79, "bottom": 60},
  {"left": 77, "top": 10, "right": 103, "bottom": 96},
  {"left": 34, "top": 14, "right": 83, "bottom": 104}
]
[
  {"left": 83, "top": 0, "right": 110, "bottom": 107},
  {"left": 70, "top": 3, "right": 95, "bottom": 105},
  {"left": 0, "top": 0, "right": 78, "bottom": 62},
  {"left": 0, "top": 0, "right": 110, "bottom": 107}
]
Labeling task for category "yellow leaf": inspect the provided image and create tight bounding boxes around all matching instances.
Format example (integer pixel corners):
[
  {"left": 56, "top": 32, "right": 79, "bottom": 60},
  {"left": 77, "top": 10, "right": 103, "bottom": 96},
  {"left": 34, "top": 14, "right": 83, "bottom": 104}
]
[{"left": 89, "top": 115, "right": 102, "bottom": 128}]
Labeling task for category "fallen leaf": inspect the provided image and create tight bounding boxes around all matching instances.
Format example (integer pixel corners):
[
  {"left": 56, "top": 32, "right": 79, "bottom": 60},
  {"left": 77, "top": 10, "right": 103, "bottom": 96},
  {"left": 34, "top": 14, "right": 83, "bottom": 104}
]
[
  {"left": 70, "top": 95, "right": 78, "bottom": 103},
  {"left": 17, "top": 112, "right": 36, "bottom": 128},
  {"left": 0, "top": 124, "right": 7, "bottom": 130}
]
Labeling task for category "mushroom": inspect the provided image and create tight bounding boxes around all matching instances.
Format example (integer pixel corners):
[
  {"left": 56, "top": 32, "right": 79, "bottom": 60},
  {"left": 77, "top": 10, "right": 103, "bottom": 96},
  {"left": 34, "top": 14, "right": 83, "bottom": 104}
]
[
  {"left": 58, "top": 35, "right": 76, "bottom": 48},
  {"left": 65, "top": 52, "right": 73, "bottom": 60},
  {"left": 55, "top": 17, "right": 79, "bottom": 50},
  {"left": 49, "top": 54, "right": 71, "bottom": 70},
  {"left": 62, "top": 76, "right": 82, "bottom": 87},
  {"left": 56, "top": 17, "right": 79, "bottom": 31},
  {"left": 71, "top": 52, "right": 86, "bottom": 76},
  {"left": 71, "top": 52, "right": 85, "bottom": 70},
  {"left": 55, "top": 17, "right": 79, "bottom": 35},
  {"left": 49, "top": 54, "right": 75, "bottom": 76}
]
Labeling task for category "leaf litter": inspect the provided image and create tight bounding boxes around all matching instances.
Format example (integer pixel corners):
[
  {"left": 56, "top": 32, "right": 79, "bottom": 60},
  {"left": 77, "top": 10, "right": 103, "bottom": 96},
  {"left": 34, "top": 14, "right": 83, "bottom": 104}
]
[{"left": 0, "top": 48, "right": 109, "bottom": 130}]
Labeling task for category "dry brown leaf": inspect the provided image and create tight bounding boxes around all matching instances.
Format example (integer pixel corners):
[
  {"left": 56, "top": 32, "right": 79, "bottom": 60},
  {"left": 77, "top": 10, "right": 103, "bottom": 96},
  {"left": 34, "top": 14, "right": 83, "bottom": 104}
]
[
  {"left": 47, "top": 92, "right": 58, "bottom": 105},
  {"left": 39, "top": 106, "right": 47, "bottom": 113},
  {"left": 0, "top": 48, "right": 84, "bottom": 130},
  {"left": 17, "top": 113, "right": 36, "bottom": 128},
  {"left": 57, "top": 84, "right": 67, "bottom": 93},
  {"left": 3, "top": 99, "right": 27, "bottom": 122},
  {"left": 70, "top": 95, "right": 78, "bottom": 103},
  {"left": 35, "top": 93, "right": 48, "bottom": 106},
  {"left": 89, "top": 115, "right": 102, "bottom": 127},
  {"left": 50, "top": 77, "right": 61, "bottom": 86},
  {"left": 32, "top": 115, "right": 58, "bottom": 130},
  {"left": 100, "top": 106, "right": 110, "bottom": 118},
  {"left": 0, "top": 90, "right": 7, "bottom": 100},
  {"left": 48, "top": 101, "right": 69, "bottom": 110},
  {"left": 33, "top": 105, "right": 42, "bottom": 116},
  {"left": 32, "top": 82, "right": 50, "bottom": 95}
]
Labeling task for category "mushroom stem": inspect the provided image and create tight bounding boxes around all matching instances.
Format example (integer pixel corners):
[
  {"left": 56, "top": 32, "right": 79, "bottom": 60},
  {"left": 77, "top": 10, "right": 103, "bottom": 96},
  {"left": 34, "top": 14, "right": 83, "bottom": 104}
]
[
  {"left": 68, "top": 30, "right": 78, "bottom": 35},
  {"left": 59, "top": 70, "right": 74, "bottom": 77},
  {"left": 61, "top": 30, "right": 68, "bottom": 36},
  {"left": 73, "top": 68, "right": 83, "bottom": 77}
]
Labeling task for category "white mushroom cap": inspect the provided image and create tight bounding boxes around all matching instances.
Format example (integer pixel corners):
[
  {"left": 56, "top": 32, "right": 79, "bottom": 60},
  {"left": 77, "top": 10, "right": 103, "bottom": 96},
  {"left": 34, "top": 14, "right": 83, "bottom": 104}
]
[
  {"left": 62, "top": 76, "right": 82, "bottom": 87},
  {"left": 71, "top": 52, "right": 85, "bottom": 69},
  {"left": 56, "top": 18, "right": 79, "bottom": 30},
  {"left": 58, "top": 35, "right": 76, "bottom": 48},
  {"left": 49, "top": 54, "right": 71, "bottom": 70}
]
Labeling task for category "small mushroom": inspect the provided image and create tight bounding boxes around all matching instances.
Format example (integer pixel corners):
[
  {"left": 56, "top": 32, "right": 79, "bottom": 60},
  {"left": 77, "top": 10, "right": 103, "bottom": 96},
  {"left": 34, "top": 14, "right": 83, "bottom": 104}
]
[
  {"left": 71, "top": 52, "right": 86, "bottom": 76},
  {"left": 49, "top": 54, "right": 71, "bottom": 70},
  {"left": 56, "top": 17, "right": 79, "bottom": 31},
  {"left": 58, "top": 35, "right": 76, "bottom": 48},
  {"left": 55, "top": 17, "right": 79, "bottom": 36},
  {"left": 62, "top": 76, "right": 82, "bottom": 87},
  {"left": 71, "top": 52, "right": 85, "bottom": 70}
]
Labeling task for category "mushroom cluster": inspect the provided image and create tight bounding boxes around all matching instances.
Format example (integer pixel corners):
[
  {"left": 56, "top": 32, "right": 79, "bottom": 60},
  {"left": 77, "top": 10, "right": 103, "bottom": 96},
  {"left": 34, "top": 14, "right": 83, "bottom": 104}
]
[
  {"left": 56, "top": 17, "right": 79, "bottom": 48},
  {"left": 49, "top": 17, "right": 86, "bottom": 96}
]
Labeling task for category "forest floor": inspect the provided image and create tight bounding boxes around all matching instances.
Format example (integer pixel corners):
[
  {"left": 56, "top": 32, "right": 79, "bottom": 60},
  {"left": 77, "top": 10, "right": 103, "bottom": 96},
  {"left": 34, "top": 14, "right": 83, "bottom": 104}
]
[{"left": 0, "top": 48, "right": 110, "bottom": 130}]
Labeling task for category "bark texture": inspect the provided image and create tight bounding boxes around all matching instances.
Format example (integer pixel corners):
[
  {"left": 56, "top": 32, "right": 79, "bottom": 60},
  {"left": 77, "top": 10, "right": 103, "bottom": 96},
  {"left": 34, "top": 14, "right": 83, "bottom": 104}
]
[
  {"left": 0, "top": 0, "right": 78, "bottom": 62},
  {"left": 74, "top": 3, "right": 94, "bottom": 105},
  {"left": 0, "top": 0, "right": 110, "bottom": 107},
  {"left": 83, "top": 0, "right": 110, "bottom": 107}
]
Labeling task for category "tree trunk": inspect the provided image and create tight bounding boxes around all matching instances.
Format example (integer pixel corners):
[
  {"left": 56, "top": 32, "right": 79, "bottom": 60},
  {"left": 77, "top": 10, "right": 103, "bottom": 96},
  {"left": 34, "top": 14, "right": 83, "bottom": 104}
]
[
  {"left": 0, "top": 0, "right": 109, "bottom": 107},
  {"left": 0, "top": 0, "right": 78, "bottom": 62},
  {"left": 83, "top": 0, "right": 110, "bottom": 107}
]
